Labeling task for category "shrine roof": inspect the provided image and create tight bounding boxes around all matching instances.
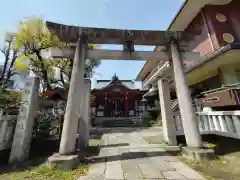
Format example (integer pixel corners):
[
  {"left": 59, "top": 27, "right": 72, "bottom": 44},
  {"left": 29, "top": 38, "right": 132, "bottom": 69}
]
[
  {"left": 94, "top": 79, "right": 135, "bottom": 90},
  {"left": 135, "top": 46, "right": 163, "bottom": 81},
  {"left": 46, "top": 21, "right": 182, "bottom": 45},
  {"left": 39, "top": 87, "right": 66, "bottom": 100},
  {"left": 168, "top": 0, "right": 233, "bottom": 31}
]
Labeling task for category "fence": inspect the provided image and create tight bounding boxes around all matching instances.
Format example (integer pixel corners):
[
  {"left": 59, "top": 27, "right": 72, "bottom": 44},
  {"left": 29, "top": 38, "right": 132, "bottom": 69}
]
[
  {"left": 0, "top": 99, "right": 64, "bottom": 152},
  {"left": 173, "top": 111, "right": 240, "bottom": 139},
  {"left": 0, "top": 110, "right": 17, "bottom": 151}
]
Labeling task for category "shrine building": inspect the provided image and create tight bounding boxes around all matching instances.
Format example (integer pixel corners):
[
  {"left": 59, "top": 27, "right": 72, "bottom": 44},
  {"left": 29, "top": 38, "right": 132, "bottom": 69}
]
[{"left": 91, "top": 74, "right": 147, "bottom": 120}]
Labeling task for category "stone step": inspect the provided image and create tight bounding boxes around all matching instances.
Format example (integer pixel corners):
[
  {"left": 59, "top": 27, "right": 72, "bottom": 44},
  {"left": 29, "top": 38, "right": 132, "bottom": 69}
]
[{"left": 96, "top": 118, "right": 141, "bottom": 127}]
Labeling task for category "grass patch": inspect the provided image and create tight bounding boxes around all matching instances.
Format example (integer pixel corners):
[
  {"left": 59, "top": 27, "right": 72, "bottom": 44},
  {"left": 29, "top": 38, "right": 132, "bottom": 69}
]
[
  {"left": 0, "top": 136, "right": 104, "bottom": 180},
  {"left": 140, "top": 119, "right": 157, "bottom": 127},
  {"left": 177, "top": 135, "right": 240, "bottom": 180},
  {"left": 179, "top": 154, "right": 240, "bottom": 180},
  {"left": 0, "top": 164, "right": 89, "bottom": 180}
]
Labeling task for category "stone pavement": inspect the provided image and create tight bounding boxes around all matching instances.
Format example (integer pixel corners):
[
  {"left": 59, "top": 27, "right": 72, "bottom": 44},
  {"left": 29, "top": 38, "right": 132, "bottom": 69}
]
[{"left": 78, "top": 127, "right": 205, "bottom": 180}]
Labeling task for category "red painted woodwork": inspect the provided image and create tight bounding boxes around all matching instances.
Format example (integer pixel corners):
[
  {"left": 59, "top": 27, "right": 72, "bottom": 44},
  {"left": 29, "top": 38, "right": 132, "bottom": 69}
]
[
  {"left": 180, "top": 0, "right": 240, "bottom": 69},
  {"left": 91, "top": 84, "right": 144, "bottom": 117},
  {"left": 124, "top": 92, "right": 128, "bottom": 116}
]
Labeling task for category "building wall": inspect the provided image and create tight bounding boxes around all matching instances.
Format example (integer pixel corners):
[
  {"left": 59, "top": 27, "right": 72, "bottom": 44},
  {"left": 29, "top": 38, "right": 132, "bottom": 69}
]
[
  {"left": 181, "top": 11, "right": 215, "bottom": 58},
  {"left": 228, "top": 0, "right": 240, "bottom": 41},
  {"left": 203, "top": 0, "right": 240, "bottom": 47},
  {"left": 180, "top": 0, "right": 240, "bottom": 88},
  {"left": 181, "top": 0, "right": 240, "bottom": 65},
  {"left": 190, "top": 75, "right": 222, "bottom": 93},
  {"left": 140, "top": 0, "right": 240, "bottom": 88}
]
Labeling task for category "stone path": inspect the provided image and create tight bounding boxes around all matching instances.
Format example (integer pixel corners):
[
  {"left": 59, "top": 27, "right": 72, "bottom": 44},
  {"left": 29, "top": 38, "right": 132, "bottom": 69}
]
[{"left": 78, "top": 127, "right": 205, "bottom": 180}]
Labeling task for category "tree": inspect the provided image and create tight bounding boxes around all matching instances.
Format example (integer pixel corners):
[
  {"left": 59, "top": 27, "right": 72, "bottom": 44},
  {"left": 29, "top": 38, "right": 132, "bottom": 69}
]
[
  {"left": 85, "top": 58, "right": 101, "bottom": 78},
  {"left": 0, "top": 33, "right": 20, "bottom": 89},
  {"left": 52, "top": 55, "right": 101, "bottom": 89},
  {"left": 15, "top": 17, "right": 101, "bottom": 91},
  {"left": 15, "top": 17, "right": 60, "bottom": 91}
]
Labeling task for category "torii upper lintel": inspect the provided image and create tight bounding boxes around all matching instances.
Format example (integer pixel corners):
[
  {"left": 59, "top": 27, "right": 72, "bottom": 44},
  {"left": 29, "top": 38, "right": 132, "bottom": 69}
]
[{"left": 46, "top": 21, "right": 183, "bottom": 45}]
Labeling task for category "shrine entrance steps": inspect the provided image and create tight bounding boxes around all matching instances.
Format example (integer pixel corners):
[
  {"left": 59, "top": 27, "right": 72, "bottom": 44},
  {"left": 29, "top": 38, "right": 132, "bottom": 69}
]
[{"left": 94, "top": 117, "right": 142, "bottom": 127}]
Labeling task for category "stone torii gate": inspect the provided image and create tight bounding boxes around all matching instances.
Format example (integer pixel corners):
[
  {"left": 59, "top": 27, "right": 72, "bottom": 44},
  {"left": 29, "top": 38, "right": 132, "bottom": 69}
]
[{"left": 46, "top": 21, "right": 202, "bottom": 168}]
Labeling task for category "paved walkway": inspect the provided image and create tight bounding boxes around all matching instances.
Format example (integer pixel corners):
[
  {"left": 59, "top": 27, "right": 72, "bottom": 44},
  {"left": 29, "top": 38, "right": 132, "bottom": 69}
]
[{"left": 78, "top": 127, "right": 205, "bottom": 180}]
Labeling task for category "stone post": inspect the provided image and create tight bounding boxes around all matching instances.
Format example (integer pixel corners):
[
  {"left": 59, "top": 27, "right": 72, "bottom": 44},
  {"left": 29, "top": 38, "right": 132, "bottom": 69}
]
[
  {"left": 77, "top": 79, "right": 91, "bottom": 149},
  {"left": 170, "top": 39, "right": 202, "bottom": 148},
  {"left": 59, "top": 37, "right": 88, "bottom": 155},
  {"left": 157, "top": 78, "right": 177, "bottom": 145},
  {"left": 9, "top": 76, "right": 40, "bottom": 163}
]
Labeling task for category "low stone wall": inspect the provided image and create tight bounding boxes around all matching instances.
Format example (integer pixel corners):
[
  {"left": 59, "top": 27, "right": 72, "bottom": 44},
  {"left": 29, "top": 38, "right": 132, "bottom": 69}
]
[{"left": 0, "top": 114, "right": 17, "bottom": 151}]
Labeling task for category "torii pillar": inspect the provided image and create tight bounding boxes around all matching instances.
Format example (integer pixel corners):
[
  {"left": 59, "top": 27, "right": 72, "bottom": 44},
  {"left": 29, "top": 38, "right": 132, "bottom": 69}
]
[
  {"left": 158, "top": 78, "right": 177, "bottom": 145},
  {"left": 169, "top": 38, "right": 202, "bottom": 148},
  {"left": 59, "top": 36, "right": 88, "bottom": 155},
  {"left": 77, "top": 78, "right": 91, "bottom": 149}
]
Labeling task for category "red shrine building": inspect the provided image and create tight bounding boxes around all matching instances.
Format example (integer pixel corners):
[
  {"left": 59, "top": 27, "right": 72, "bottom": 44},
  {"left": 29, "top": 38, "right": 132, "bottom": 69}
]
[{"left": 91, "top": 74, "right": 147, "bottom": 120}]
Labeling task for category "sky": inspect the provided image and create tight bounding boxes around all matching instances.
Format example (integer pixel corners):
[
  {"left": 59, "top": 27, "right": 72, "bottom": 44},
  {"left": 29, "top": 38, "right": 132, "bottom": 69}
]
[{"left": 0, "top": 0, "right": 183, "bottom": 88}]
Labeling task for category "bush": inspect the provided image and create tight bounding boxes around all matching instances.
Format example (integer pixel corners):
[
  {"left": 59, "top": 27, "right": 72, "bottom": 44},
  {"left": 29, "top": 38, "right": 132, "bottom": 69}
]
[
  {"left": 0, "top": 88, "right": 21, "bottom": 114},
  {"left": 32, "top": 109, "right": 60, "bottom": 142},
  {"left": 141, "top": 119, "right": 155, "bottom": 127}
]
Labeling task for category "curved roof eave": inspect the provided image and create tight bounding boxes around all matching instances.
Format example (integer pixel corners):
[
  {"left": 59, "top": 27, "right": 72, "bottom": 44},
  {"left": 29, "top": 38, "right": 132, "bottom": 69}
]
[
  {"left": 135, "top": 1, "right": 189, "bottom": 81},
  {"left": 167, "top": 0, "right": 190, "bottom": 31}
]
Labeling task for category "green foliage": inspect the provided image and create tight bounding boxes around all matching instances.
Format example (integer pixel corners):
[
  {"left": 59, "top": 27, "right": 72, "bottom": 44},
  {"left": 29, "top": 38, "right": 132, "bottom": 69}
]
[
  {"left": 0, "top": 33, "right": 20, "bottom": 88},
  {"left": 14, "top": 17, "right": 59, "bottom": 51},
  {"left": 13, "top": 17, "right": 101, "bottom": 90},
  {"left": 141, "top": 117, "right": 160, "bottom": 127},
  {"left": 85, "top": 59, "right": 101, "bottom": 78},
  {"left": 0, "top": 88, "right": 21, "bottom": 114},
  {"left": 141, "top": 119, "right": 154, "bottom": 127},
  {"left": 33, "top": 109, "right": 57, "bottom": 141},
  {"left": 14, "top": 17, "right": 61, "bottom": 90},
  {"left": 0, "top": 164, "right": 89, "bottom": 180}
]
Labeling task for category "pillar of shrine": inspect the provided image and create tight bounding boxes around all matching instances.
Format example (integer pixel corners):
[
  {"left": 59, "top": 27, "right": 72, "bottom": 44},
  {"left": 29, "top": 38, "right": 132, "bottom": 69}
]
[
  {"left": 104, "top": 93, "right": 108, "bottom": 116},
  {"left": 157, "top": 78, "right": 177, "bottom": 145},
  {"left": 59, "top": 37, "right": 88, "bottom": 155},
  {"left": 124, "top": 92, "right": 128, "bottom": 116},
  {"left": 170, "top": 39, "right": 202, "bottom": 148}
]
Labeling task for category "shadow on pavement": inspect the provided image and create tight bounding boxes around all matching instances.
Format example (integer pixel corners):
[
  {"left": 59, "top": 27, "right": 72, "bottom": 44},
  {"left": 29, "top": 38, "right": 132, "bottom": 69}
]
[
  {"left": 90, "top": 126, "right": 161, "bottom": 135},
  {"left": 98, "top": 143, "right": 129, "bottom": 148},
  {"left": 85, "top": 150, "right": 178, "bottom": 164}
]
